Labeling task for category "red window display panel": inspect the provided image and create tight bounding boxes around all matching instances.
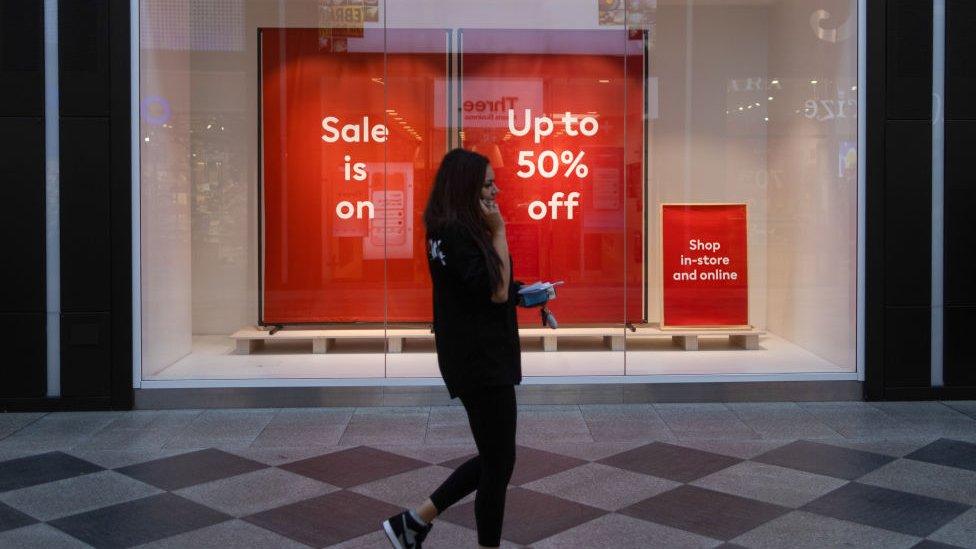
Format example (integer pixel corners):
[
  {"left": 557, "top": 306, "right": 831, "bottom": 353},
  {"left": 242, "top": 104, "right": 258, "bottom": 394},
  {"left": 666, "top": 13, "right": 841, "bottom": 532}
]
[
  {"left": 661, "top": 204, "right": 749, "bottom": 328},
  {"left": 260, "top": 28, "right": 447, "bottom": 324},
  {"left": 261, "top": 28, "right": 645, "bottom": 326},
  {"left": 459, "top": 29, "right": 645, "bottom": 325}
]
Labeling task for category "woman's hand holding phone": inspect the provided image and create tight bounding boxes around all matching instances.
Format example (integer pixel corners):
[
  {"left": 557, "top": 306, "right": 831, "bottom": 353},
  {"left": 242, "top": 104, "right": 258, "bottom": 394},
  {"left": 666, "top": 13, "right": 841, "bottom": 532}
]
[{"left": 480, "top": 198, "right": 505, "bottom": 236}]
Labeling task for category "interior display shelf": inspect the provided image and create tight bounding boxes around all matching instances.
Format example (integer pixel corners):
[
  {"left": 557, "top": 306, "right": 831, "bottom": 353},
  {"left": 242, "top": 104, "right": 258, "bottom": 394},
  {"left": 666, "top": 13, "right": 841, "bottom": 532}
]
[{"left": 230, "top": 324, "right": 764, "bottom": 354}]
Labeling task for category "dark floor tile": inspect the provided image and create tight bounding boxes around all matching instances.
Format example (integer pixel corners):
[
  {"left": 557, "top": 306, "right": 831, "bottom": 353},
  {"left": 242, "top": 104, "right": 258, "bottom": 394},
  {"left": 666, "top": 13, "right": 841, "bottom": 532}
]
[
  {"left": 244, "top": 490, "right": 401, "bottom": 547},
  {"left": 906, "top": 439, "right": 976, "bottom": 472},
  {"left": 49, "top": 493, "right": 230, "bottom": 548},
  {"left": 597, "top": 442, "right": 740, "bottom": 483},
  {"left": 439, "top": 487, "right": 605, "bottom": 545},
  {"left": 440, "top": 445, "right": 586, "bottom": 486},
  {"left": 754, "top": 440, "right": 895, "bottom": 480},
  {"left": 0, "top": 502, "right": 37, "bottom": 533},
  {"left": 280, "top": 446, "right": 428, "bottom": 488},
  {"left": 913, "top": 540, "right": 968, "bottom": 549},
  {"left": 0, "top": 452, "right": 102, "bottom": 492},
  {"left": 619, "top": 485, "right": 789, "bottom": 541},
  {"left": 115, "top": 449, "right": 266, "bottom": 491},
  {"left": 802, "top": 482, "right": 970, "bottom": 537}
]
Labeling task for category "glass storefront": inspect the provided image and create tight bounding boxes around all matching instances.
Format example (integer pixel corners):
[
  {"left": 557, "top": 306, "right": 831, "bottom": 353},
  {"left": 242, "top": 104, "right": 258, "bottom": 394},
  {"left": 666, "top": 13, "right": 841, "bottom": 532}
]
[{"left": 138, "top": 0, "right": 860, "bottom": 384}]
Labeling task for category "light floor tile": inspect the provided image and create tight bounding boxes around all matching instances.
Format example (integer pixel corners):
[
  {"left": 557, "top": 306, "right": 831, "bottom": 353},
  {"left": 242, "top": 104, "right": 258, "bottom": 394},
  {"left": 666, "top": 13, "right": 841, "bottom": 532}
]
[
  {"left": 523, "top": 462, "right": 680, "bottom": 511},
  {"left": 859, "top": 458, "right": 976, "bottom": 505},
  {"left": 731, "top": 510, "right": 920, "bottom": 549},
  {"left": 350, "top": 465, "right": 456, "bottom": 508},
  {"left": 0, "top": 523, "right": 92, "bottom": 549},
  {"left": 0, "top": 470, "right": 161, "bottom": 521},
  {"left": 133, "top": 519, "right": 307, "bottom": 549},
  {"left": 175, "top": 468, "right": 338, "bottom": 517},
  {"left": 692, "top": 461, "right": 848, "bottom": 508},
  {"left": 928, "top": 508, "right": 976, "bottom": 549},
  {"left": 533, "top": 513, "right": 720, "bottom": 549}
]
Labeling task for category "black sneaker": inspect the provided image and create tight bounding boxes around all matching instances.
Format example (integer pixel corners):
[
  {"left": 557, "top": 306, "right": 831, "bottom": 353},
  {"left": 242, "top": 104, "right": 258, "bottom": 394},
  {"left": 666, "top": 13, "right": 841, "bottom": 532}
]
[{"left": 382, "top": 510, "right": 432, "bottom": 549}]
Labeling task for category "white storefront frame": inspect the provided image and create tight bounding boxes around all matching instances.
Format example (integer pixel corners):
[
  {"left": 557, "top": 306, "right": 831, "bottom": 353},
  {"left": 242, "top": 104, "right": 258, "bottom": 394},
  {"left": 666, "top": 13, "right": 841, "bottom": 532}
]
[{"left": 131, "top": 0, "right": 867, "bottom": 390}]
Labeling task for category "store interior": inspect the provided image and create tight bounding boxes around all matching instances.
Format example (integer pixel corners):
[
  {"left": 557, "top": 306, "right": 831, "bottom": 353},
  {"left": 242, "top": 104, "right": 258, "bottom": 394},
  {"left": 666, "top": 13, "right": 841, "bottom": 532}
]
[{"left": 139, "top": 0, "right": 858, "bottom": 382}]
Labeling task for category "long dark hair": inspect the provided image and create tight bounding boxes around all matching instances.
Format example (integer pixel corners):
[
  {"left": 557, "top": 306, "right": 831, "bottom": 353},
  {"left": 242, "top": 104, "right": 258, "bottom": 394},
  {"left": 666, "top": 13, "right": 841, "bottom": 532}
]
[{"left": 423, "top": 148, "right": 502, "bottom": 291}]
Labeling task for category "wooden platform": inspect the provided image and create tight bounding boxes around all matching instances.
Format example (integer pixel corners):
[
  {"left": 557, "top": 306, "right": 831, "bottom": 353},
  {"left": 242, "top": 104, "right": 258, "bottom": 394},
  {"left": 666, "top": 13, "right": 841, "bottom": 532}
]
[{"left": 230, "top": 324, "right": 764, "bottom": 354}]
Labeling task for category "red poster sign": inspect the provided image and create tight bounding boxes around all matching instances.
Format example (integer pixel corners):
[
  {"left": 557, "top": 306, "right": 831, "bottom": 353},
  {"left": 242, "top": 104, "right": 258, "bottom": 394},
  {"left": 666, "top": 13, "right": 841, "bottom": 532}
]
[
  {"left": 661, "top": 204, "right": 749, "bottom": 327},
  {"left": 261, "top": 28, "right": 447, "bottom": 324},
  {"left": 261, "top": 28, "right": 644, "bottom": 325},
  {"left": 460, "top": 29, "right": 645, "bottom": 325}
]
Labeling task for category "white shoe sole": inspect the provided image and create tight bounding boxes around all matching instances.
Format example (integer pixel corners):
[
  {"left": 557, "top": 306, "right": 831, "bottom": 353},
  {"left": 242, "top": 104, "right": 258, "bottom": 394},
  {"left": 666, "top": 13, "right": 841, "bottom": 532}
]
[{"left": 382, "top": 519, "right": 404, "bottom": 549}]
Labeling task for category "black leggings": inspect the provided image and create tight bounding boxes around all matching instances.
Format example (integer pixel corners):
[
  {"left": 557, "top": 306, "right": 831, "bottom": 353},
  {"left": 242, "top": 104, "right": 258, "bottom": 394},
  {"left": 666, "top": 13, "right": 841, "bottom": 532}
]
[{"left": 429, "top": 384, "right": 517, "bottom": 547}]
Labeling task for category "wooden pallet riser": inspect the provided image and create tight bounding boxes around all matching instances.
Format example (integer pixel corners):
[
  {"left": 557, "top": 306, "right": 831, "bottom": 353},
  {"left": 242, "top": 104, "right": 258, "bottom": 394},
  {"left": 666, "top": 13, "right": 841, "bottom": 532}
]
[{"left": 231, "top": 326, "right": 764, "bottom": 354}]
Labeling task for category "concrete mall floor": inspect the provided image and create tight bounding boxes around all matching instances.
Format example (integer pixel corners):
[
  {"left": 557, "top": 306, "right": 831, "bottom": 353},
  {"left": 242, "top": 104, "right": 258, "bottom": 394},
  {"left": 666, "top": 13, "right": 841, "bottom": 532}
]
[{"left": 1, "top": 401, "right": 975, "bottom": 548}]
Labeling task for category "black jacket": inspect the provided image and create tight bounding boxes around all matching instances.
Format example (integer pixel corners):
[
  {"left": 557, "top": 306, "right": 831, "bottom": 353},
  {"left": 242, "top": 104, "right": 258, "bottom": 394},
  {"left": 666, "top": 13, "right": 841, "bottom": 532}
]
[{"left": 427, "top": 223, "right": 522, "bottom": 398}]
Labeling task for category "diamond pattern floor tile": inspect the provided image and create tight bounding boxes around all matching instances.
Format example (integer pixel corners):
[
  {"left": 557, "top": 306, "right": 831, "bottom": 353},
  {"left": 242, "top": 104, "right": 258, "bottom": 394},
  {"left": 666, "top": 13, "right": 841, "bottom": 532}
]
[
  {"left": 280, "top": 445, "right": 429, "bottom": 488},
  {"left": 0, "top": 470, "right": 162, "bottom": 521},
  {"left": 598, "top": 441, "right": 741, "bottom": 482},
  {"left": 439, "top": 487, "right": 606, "bottom": 546},
  {"left": 906, "top": 439, "right": 976, "bottom": 472},
  {"left": 0, "top": 452, "right": 102, "bottom": 493},
  {"left": 243, "top": 490, "right": 402, "bottom": 547},
  {"left": 134, "top": 519, "right": 309, "bottom": 549},
  {"left": 522, "top": 462, "right": 680, "bottom": 511},
  {"left": 174, "top": 467, "right": 339, "bottom": 517},
  {"left": 802, "top": 482, "right": 970, "bottom": 537},
  {"left": 858, "top": 458, "right": 976, "bottom": 505},
  {"left": 532, "top": 512, "right": 719, "bottom": 549},
  {"left": 754, "top": 439, "right": 895, "bottom": 480},
  {"left": 620, "top": 485, "right": 790, "bottom": 541},
  {"left": 116, "top": 448, "right": 267, "bottom": 491},
  {"left": 440, "top": 445, "right": 587, "bottom": 486},
  {"left": 0, "top": 523, "right": 91, "bottom": 548},
  {"left": 690, "top": 460, "right": 848, "bottom": 508},
  {"left": 0, "top": 403, "right": 973, "bottom": 549},
  {"left": 912, "top": 540, "right": 970, "bottom": 549},
  {"left": 349, "top": 464, "right": 455, "bottom": 508},
  {"left": 927, "top": 507, "right": 976, "bottom": 549},
  {"left": 730, "top": 510, "right": 920, "bottom": 549},
  {"left": 48, "top": 493, "right": 230, "bottom": 548},
  {"left": 0, "top": 501, "right": 37, "bottom": 533}
]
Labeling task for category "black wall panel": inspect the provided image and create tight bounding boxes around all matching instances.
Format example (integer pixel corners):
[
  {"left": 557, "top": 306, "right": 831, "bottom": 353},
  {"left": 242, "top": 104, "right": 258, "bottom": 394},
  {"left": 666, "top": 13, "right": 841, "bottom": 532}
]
[
  {"left": 944, "top": 121, "right": 976, "bottom": 306},
  {"left": 0, "top": 313, "right": 46, "bottom": 397},
  {"left": 0, "top": 0, "right": 43, "bottom": 117},
  {"left": 883, "top": 121, "right": 931, "bottom": 306},
  {"left": 60, "top": 312, "right": 111, "bottom": 397},
  {"left": 884, "top": 307, "right": 933, "bottom": 388},
  {"left": 944, "top": 1, "right": 976, "bottom": 391},
  {"left": 60, "top": 118, "right": 112, "bottom": 312},
  {"left": 947, "top": 0, "right": 976, "bottom": 120},
  {"left": 886, "top": 0, "right": 933, "bottom": 120},
  {"left": 945, "top": 306, "right": 976, "bottom": 387},
  {"left": 59, "top": 0, "right": 110, "bottom": 117},
  {"left": 0, "top": 118, "right": 45, "bottom": 313},
  {"left": 107, "top": 0, "right": 132, "bottom": 409}
]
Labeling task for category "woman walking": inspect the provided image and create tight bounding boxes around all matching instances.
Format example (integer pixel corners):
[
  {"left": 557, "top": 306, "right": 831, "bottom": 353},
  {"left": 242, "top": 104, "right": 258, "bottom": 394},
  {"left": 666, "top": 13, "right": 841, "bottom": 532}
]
[{"left": 383, "top": 148, "right": 522, "bottom": 549}]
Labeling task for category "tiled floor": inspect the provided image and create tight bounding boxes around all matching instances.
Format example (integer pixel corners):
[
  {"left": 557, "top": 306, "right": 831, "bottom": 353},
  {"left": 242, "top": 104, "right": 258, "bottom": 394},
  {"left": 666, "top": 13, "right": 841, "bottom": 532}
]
[{"left": 0, "top": 401, "right": 974, "bottom": 548}]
